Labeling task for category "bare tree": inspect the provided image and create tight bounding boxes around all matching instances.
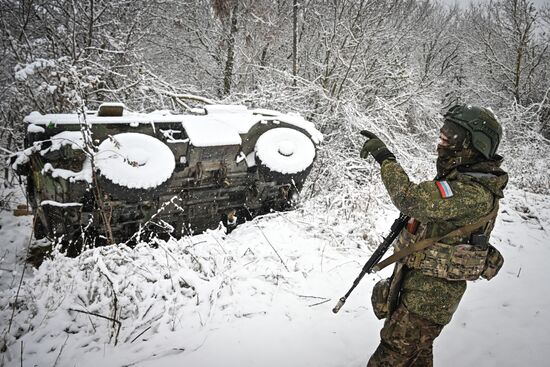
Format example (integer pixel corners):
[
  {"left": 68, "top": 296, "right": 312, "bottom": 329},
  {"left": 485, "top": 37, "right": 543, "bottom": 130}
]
[
  {"left": 464, "top": 0, "right": 549, "bottom": 106},
  {"left": 292, "top": 0, "right": 298, "bottom": 86}
]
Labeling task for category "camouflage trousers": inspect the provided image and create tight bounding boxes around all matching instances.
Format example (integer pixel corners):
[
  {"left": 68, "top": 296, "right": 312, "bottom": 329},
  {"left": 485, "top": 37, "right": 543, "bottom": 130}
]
[
  {"left": 367, "top": 268, "right": 466, "bottom": 366},
  {"left": 367, "top": 304, "right": 444, "bottom": 367}
]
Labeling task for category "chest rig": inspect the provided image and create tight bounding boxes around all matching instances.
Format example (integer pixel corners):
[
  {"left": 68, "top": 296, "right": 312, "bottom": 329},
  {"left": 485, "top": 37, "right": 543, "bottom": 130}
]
[
  {"left": 372, "top": 205, "right": 503, "bottom": 282},
  {"left": 393, "top": 215, "right": 498, "bottom": 281}
]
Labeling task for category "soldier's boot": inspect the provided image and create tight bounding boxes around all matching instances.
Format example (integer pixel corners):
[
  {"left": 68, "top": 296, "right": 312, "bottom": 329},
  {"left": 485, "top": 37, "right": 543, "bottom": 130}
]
[{"left": 367, "top": 304, "right": 443, "bottom": 367}]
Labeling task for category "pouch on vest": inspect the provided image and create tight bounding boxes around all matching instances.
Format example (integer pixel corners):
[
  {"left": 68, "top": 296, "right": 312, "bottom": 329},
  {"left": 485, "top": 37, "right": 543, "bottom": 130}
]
[
  {"left": 371, "top": 278, "right": 390, "bottom": 320},
  {"left": 481, "top": 245, "right": 504, "bottom": 280},
  {"left": 406, "top": 242, "right": 489, "bottom": 281},
  {"left": 371, "top": 263, "right": 406, "bottom": 319}
]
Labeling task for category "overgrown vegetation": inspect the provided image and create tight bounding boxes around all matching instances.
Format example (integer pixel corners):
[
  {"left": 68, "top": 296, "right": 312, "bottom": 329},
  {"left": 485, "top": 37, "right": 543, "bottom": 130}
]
[
  {"left": 0, "top": 2, "right": 549, "bottom": 364},
  {"left": 1, "top": 0, "right": 549, "bottom": 195},
  {"left": 1, "top": 3, "right": 546, "bottom": 299}
]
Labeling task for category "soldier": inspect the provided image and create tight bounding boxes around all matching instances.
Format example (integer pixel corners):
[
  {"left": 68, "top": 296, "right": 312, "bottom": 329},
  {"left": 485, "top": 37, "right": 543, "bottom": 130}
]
[{"left": 360, "top": 104, "right": 509, "bottom": 366}]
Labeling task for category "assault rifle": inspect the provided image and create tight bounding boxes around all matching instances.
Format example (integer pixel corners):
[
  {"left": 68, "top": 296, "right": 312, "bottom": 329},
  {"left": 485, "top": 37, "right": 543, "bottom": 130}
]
[{"left": 332, "top": 213, "right": 410, "bottom": 314}]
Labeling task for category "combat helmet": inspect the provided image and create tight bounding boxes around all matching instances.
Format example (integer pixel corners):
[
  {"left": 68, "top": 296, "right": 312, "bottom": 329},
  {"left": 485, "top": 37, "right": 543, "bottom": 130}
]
[{"left": 444, "top": 104, "right": 502, "bottom": 159}]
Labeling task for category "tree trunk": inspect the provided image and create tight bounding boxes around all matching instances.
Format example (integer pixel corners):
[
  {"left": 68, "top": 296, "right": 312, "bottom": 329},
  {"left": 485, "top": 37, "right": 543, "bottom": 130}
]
[
  {"left": 292, "top": 0, "right": 298, "bottom": 86},
  {"left": 223, "top": 2, "right": 239, "bottom": 96}
]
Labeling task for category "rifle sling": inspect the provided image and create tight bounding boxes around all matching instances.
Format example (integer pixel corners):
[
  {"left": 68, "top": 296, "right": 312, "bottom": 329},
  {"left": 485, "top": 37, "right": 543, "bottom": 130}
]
[{"left": 372, "top": 206, "right": 499, "bottom": 272}]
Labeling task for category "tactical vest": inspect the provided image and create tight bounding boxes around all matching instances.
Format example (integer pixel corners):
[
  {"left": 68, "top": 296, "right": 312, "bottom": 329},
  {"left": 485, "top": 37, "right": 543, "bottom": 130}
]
[{"left": 393, "top": 212, "right": 503, "bottom": 281}]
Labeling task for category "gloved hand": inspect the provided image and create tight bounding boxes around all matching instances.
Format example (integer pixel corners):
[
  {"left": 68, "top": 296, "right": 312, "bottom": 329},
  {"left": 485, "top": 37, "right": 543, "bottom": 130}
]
[{"left": 360, "top": 130, "right": 396, "bottom": 164}]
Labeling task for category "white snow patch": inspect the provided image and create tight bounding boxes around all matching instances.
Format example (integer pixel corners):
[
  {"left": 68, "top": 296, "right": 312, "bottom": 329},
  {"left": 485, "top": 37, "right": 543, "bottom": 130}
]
[
  {"left": 204, "top": 105, "right": 248, "bottom": 114},
  {"left": 251, "top": 108, "right": 282, "bottom": 117},
  {"left": 236, "top": 151, "right": 247, "bottom": 164},
  {"left": 255, "top": 128, "right": 316, "bottom": 174},
  {"left": 40, "top": 200, "right": 83, "bottom": 207},
  {"left": 159, "top": 129, "right": 190, "bottom": 144},
  {"left": 0, "top": 189, "right": 548, "bottom": 366},
  {"left": 10, "top": 144, "right": 41, "bottom": 170},
  {"left": 275, "top": 113, "right": 323, "bottom": 145},
  {"left": 245, "top": 151, "right": 256, "bottom": 167},
  {"left": 23, "top": 106, "right": 323, "bottom": 147},
  {"left": 148, "top": 109, "right": 173, "bottom": 116},
  {"left": 10, "top": 131, "right": 87, "bottom": 171},
  {"left": 42, "top": 131, "right": 85, "bottom": 154},
  {"left": 41, "top": 157, "right": 93, "bottom": 183},
  {"left": 99, "top": 102, "right": 125, "bottom": 109},
  {"left": 27, "top": 124, "right": 45, "bottom": 133},
  {"left": 182, "top": 117, "right": 242, "bottom": 147},
  {"left": 95, "top": 133, "right": 175, "bottom": 189},
  {"left": 14, "top": 59, "right": 55, "bottom": 81}
]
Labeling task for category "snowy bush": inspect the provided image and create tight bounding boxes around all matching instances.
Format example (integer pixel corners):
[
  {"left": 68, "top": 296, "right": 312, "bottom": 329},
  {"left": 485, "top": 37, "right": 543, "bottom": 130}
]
[{"left": 1, "top": 0, "right": 549, "bottom": 364}]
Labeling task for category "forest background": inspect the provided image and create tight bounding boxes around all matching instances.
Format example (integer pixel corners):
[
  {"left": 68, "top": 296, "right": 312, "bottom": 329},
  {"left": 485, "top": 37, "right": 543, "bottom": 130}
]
[
  {"left": 1, "top": 0, "right": 549, "bottom": 202},
  {"left": 0, "top": 1, "right": 550, "bottom": 366}
]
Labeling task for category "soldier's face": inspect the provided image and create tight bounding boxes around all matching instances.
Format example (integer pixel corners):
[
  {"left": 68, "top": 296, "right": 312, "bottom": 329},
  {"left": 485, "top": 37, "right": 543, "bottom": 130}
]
[
  {"left": 438, "top": 130, "right": 450, "bottom": 147},
  {"left": 438, "top": 120, "right": 467, "bottom": 151}
]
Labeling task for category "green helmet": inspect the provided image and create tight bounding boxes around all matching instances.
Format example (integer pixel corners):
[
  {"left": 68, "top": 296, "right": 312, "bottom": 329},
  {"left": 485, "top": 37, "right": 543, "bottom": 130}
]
[{"left": 444, "top": 104, "right": 502, "bottom": 159}]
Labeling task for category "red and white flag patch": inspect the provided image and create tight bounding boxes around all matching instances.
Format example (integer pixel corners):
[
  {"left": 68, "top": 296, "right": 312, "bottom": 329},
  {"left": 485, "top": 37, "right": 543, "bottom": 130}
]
[{"left": 436, "top": 180, "right": 454, "bottom": 198}]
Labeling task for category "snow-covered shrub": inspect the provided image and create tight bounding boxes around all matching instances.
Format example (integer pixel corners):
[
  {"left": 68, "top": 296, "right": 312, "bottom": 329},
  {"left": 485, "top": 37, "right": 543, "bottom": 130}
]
[{"left": 498, "top": 103, "right": 550, "bottom": 193}]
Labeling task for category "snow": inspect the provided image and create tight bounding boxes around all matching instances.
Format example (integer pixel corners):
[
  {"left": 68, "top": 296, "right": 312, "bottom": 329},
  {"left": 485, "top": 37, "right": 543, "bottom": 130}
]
[
  {"left": 274, "top": 114, "right": 323, "bottom": 145},
  {"left": 251, "top": 108, "right": 282, "bottom": 117},
  {"left": 204, "top": 105, "right": 248, "bottom": 114},
  {"left": 40, "top": 200, "right": 83, "bottom": 207},
  {"left": 27, "top": 124, "right": 45, "bottom": 133},
  {"left": 94, "top": 133, "right": 176, "bottom": 189},
  {"left": 245, "top": 151, "right": 257, "bottom": 167},
  {"left": 0, "top": 186, "right": 549, "bottom": 366},
  {"left": 10, "top": 131, "right": 86, "bottom": 171},
  {"left": 14, "top": 59, "right": 55, "bottom": 81},
  {"left": 1, "top": 188, "right": 549, "bottom": 366},
  {"left": 24, "top": 110, "right": 181, "bottom": 126},
  {"left": 277, "top": 140, "right": 295, "bottom": 156},
  {"left": 3, "top": 103, "right": 548, "bottom": 367},
  {"left": 99, "top": 102, "right": 125, "bottom": 109},
  {"left": 10, "top": 144, "right": 41, "bottom": 170},
  {"left": 255, "top": 128, "right": 316, "bottom": 174},
  {"left": 435, "top": 188, "right": 550, "bottom": 367},
  {"left": 181, "top": 117, "right": 242, "bottom": 147},
  {"left": 41, "top": 157, "right": 93, "bottom": 183},
  {"left": 159, "top": 129, "right": 190, "bottom": 144},
  {"left": 149, "top": 109, "right": 174, "bottom": 116},
  {"left": 23, "top": 105, "right": 323, "bottom": 146},
  {"left": 236, "top": 151, "right": 247, "bottom": 164},
  {"left": 42, "top": 131, "right": 85, "bottom": 153}
]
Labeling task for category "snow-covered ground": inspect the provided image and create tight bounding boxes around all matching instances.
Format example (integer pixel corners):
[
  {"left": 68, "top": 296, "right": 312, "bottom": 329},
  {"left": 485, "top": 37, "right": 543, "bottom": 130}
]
[{"left": 0, "top": 186, "right": 549, "bottom": 367}]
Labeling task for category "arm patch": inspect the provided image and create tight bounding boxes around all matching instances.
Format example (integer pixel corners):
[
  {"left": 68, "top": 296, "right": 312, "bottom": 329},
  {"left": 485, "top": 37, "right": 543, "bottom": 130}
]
[{"left": 436, "top": 180, "right": 454, "bottom": 198}]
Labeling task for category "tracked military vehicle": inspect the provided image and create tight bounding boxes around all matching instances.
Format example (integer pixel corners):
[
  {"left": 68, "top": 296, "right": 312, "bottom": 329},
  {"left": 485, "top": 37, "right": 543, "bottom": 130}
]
[{"left": 12, "top": 103, "right": 322, "bottom": 246}]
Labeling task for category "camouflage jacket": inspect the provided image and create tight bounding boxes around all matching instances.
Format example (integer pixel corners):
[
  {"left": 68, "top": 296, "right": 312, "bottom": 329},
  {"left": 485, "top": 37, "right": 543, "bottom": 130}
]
[
  {"left": 381, "top": 158, "right": 508, "bottom": 241},
  {"left": 379, "top": 158, "right": 508, "bottom": 325}
]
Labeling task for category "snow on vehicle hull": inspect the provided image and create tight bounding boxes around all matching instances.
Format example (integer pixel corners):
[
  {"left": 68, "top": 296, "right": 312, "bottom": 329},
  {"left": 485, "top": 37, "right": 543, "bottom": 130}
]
[{"left": 13, "top": 104, "right": 322, "bottom": 249}]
